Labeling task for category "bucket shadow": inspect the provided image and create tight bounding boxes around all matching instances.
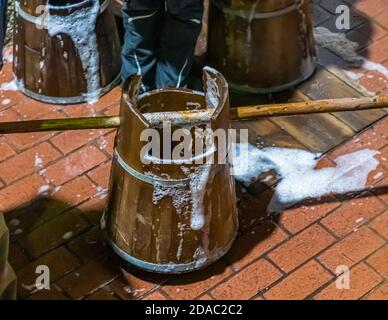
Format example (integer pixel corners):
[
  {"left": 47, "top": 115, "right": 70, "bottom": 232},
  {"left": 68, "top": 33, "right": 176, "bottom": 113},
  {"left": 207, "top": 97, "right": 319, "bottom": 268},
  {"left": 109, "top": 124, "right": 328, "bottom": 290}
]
[{"left": 4, "top": 178, "right": 388, "bottom": 299}]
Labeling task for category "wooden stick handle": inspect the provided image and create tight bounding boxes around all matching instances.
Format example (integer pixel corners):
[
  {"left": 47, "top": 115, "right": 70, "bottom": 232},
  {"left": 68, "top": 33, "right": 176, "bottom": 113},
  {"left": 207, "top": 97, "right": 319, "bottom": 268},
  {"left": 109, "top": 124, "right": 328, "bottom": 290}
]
[
  {"left": 0, "top": 116, "right": 121, "bottom": 134},
  {"left": 0, "top": 96, "right": 387, "bottom": 134},
  {"left": 230, "top": 96, "right": 388, "bottom": 120}
]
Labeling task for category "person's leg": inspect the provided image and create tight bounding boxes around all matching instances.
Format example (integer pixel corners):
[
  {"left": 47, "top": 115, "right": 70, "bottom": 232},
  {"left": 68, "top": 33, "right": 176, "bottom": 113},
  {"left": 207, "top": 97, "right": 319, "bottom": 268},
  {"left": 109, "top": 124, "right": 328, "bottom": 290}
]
[
  {"left": 155, "top": 0, "right": 203, "bottom": 88},
  {"left": 0, "top": 0, "right": 7, "bottom": 69},
  {"left": 121, "top": 0, "right": 163, "bottom": 91}
]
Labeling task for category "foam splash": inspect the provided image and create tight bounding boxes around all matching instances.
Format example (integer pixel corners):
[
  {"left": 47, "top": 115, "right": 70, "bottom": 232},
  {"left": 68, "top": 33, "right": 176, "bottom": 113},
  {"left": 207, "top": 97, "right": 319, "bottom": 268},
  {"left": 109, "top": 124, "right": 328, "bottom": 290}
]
[
  {"left": 94, "top": 186, "right": 108, "bottom": 199},
  {"left": 46, "top": 0, "right": 101, "bottom": 104},
  {"left": 0, "top": 79, "right": 19, "bottom": 91},
  {"left": 3, "top": 52, "right": 13, "bottom": 64},
  {"left": 205, "top": 77, "right": 220, "bottom": 109},
  {"left": 150, "top": 164, "right": 212, "bottom": 231},
  {"left": 38, "top": 185, "right": 51, "bottom": 195},
  {"left": 152, "top": 181, "right": 191, "bottom": 215},
  {"left": 1, "top": 98, "right": 11, "bottom": 106},
  {"left": 233, "top": 144, "right": 380, "bottom": 213},
  {"left": 181, "top": 164, "right": 212, "bottom": 231},
  {"left": 34, "top": 153, "right": 43, "bottom": 168},
  {"left": 314, "top": 27, "right": 363, "bottom": 65},
  {"left": 314, "top": 27, "right": 388, "bottom": 92}
]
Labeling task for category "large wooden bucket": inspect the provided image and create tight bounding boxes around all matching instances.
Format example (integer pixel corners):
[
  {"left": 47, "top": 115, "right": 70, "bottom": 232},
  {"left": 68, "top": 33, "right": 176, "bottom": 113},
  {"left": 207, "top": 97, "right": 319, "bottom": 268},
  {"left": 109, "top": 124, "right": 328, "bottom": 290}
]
[
  {"left": 102, "top": 68, "right": 239, "bottom": 274},
  {"left": 208, "top": 0, "right": 317, "bottom": 93},
  {"left": 13, "top": 0, "right": 121, "bottom": 104}
]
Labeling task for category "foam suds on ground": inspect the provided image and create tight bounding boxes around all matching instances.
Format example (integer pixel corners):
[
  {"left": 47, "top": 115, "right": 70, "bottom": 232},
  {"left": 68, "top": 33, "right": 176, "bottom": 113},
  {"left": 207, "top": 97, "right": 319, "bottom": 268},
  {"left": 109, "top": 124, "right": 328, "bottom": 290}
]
[
  {"left": 233, "top": 144, "right": 380, "bottom": 213},
  {"left": 0, "top": 78, "right": 19, "bottom": 91},
  {"left": 314, "top": 27, "right": 388, "bottom": 92},
  {"left": 1, "top": 98, "right": 11, "bottom": 106}
]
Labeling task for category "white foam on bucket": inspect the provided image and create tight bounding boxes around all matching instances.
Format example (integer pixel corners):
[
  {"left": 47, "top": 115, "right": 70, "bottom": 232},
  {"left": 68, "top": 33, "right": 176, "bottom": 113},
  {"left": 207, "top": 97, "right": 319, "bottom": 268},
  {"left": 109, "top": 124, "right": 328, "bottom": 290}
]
[
  {"left": 46, "top": 0, "right": 101, "bottom": 104},
  {"left": 150, "top": 164, "right": 212, "bottom": 231},
  {"left": 233, "top": 144, "right": 380, "bottom": 213},
  {"left": 181, "top": 164, "right": 212, "bottom": 231}
]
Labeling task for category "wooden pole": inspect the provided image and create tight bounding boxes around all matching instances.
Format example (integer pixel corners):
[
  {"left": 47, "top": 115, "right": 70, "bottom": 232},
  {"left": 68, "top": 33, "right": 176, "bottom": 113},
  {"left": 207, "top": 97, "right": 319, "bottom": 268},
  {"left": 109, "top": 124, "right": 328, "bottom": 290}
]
[
  {"left": 230, "top": 96, "right": 388, "bottom": 120},
  {"left": 0, "top": 116, "right": 121, "bottom": 134},
  {"left": 0, "top": 96, "right": 387, "bottom": 134}
]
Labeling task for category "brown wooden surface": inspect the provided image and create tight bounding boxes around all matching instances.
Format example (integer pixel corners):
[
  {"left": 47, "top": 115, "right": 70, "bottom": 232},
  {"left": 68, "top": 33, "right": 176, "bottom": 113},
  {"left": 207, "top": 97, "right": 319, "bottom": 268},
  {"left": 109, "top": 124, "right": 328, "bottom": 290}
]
[
  {"left": 105, "top": 71, "right": 238, "bottom": 272},
  {"left": 0, "top": 214, "right": 17, "bottom": 300},
  {"left": 208, "top": 0, "right": 316, "bottom": 92}
]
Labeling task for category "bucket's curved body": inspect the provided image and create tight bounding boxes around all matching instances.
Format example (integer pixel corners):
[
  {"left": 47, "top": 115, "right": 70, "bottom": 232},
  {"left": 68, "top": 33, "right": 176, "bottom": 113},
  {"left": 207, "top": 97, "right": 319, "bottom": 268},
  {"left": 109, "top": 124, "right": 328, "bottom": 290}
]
[
  {"left": 208, "top": 0, "right": 317, "bottom": 94},
  {"left": 13, "top": 0, "right": 121, "bottom": 104},
  {"left": 102, "top": 68, "right": 239, "bottom": 274}
]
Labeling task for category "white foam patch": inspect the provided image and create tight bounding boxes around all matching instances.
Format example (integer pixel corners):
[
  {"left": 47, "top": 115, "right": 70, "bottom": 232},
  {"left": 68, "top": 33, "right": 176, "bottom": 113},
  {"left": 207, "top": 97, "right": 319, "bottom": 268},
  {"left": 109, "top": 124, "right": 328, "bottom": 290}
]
[
  {"left": 362, "top": 60, "right": 388, "bottom": 79},
  {"left": 182, "top": 164, "right": 212, "bottom": 231},
  {"left": 3, "top": 52, "right": 13, "bottom": 64},
  {"left": 62, "top": 231, "right": 73, "bottom": 240},
  {"left": 94, "top": 186, "right": 108, "bottom": 199},
  {"left": 150, "top": 164, "right": 212, "bottom": 231},
  {"left": 152, "top": 181, "right": 191, "bottom": 215},
  {"left": 1, "top": 98, "right": 11, "bottom": 106},
  {"left": 0, "top": 79, "right": 19, "bottom": 91},
  {"left": 38, "top": 185, "right": 51, "bottom": 195},
  {"left": 314, "top": 27, "right": 388, "bottom": 92},
  {"left": 233, "top": 144, "right": 379, "bottom": 213},
  {"left": 34, "top": 153, "right": 43, "bottom": 168},
  {"left": 46, "top": 0, "right": 101, "bottom": 104},
  {"left": 205, "top": 77, "right": 220, "bottom": 109},
  {"left": 314, "top": 27, "right": 363, "bottom": 65}
]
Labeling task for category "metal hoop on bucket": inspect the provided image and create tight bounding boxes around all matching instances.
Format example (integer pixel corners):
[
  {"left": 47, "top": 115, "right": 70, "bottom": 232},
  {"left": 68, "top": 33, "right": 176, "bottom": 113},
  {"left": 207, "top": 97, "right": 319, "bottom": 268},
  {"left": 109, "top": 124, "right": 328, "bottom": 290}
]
[
  {"left": 18, "top": 75, "right": 121, "bottom": 105},
  {"left": 211, "top": 0, "right": 301, "bottom": 20}
]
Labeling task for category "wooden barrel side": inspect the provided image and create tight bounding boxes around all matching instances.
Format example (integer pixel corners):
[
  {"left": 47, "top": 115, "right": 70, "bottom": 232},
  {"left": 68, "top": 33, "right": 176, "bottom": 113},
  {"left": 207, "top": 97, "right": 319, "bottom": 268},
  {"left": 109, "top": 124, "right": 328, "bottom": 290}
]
[
  {"left": 104, "top": 160, "right": 238, "bottom": 272},
  {"left": 0, "top": 214, "right": 17, "bottom": 300},
  {"left": 208, "top": 0, "right": 316, "bottom": 93},
  {"left": 13, "top": 1, "right": 121, "bottom": 103},
  {"left": 104, "top": 71, "right": 238, "bottom": 273}
]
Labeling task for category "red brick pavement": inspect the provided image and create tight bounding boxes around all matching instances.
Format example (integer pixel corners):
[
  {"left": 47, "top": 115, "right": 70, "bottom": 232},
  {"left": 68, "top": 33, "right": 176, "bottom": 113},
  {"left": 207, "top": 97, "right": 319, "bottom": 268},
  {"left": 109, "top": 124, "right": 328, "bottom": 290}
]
[{"left": 0, "top": 0, "right": 388, "bottom": 300}]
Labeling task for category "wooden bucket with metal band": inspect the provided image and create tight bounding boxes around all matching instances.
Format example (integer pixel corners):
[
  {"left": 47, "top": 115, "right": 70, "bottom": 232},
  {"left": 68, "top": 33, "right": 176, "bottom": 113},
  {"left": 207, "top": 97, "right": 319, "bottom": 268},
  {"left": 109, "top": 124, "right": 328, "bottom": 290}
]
[
  {"left": 102, "top": 67, "right": 239, "bottom": 274},
  {"left": 208, "top": 0, "right": 317, "bottom": 94},
  {"left": 13, "top": 0, "right": 121, "bottom": 104}
]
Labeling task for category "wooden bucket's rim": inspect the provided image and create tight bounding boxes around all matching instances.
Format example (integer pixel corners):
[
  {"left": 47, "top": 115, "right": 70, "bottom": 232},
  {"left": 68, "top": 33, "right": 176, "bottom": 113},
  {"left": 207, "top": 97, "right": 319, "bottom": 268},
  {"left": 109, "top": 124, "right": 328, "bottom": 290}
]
[
  {"left": 16, "top": 0, "right": 110, "bottom": 24},
  {"left": 121, "top": 67, "right": 230, "bottom": 128},
  {"left": 116, "top": 68, "right": 231, "bottom": 182}
]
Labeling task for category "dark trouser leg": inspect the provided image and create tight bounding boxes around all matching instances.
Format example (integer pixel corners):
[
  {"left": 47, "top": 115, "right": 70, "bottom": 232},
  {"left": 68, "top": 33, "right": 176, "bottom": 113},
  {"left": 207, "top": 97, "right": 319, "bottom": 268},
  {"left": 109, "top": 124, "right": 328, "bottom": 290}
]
[
  {"left": 121, "top": 0, "right": 164, "bottom": 91},
  {"left": 155, "top": 1, "right": 203, "bottom": 89},
  {"left": 0, "top": 0, "right": 7, "bottom": 68}
]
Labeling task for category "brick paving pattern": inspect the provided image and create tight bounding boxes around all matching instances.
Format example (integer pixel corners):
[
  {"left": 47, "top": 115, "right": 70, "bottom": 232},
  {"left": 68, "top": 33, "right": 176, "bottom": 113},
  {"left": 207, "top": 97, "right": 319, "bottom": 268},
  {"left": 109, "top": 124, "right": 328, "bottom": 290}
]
[{"left": 0, "top": 0, "right": 387, "bottom": 300}]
